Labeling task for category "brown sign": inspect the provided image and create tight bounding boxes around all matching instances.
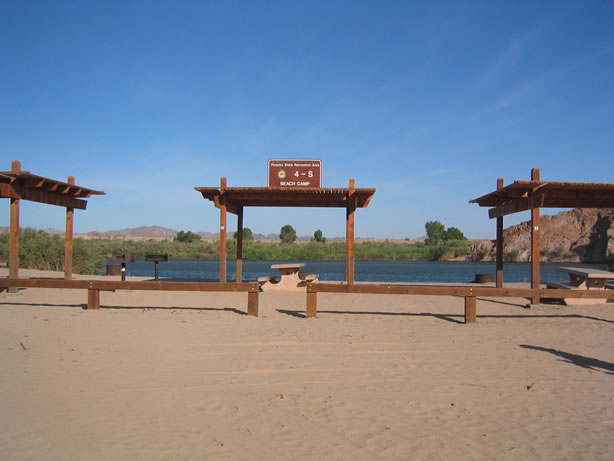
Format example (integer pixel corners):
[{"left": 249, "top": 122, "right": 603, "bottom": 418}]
[{"left": 268, "top": 159, "right": 322, "bottom": 188}]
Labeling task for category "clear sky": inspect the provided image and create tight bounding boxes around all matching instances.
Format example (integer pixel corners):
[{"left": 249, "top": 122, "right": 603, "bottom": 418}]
[{"left": 1, "top": 0, "right": 613, "bottom": 239}]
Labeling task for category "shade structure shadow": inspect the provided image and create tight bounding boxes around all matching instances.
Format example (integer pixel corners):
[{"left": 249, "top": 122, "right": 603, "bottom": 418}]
[
  {"left": 276, "top": 308, "right": 614, "bottom": 325},
  {"left": 99, "top": 305, "right": 247, "bottom": 315},
  {"left": 520, "top": 344, "right": 614, "bottom": 375},
  {"left": 477, "top": 313, "right": 614, "bottom": 324},
  {"left": 0, "top": 301, "right": 246, "bottom": 315},
  {"left": 276, "top": 309, "right": 464, "bottom": 324},
  {"left": 0, "top": 301, "right": 84, "bottom": 309}
]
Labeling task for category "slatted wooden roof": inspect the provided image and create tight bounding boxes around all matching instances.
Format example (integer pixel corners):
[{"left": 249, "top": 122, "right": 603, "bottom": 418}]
[
  {"left": 470, "top": 180, "right": 614, "bottom": 218},
  {"left": 0, "top": 169, "right": 105, "bottom": 210},
  {"left": 195, "top": 186, "right": 376, "bottom": 214}
]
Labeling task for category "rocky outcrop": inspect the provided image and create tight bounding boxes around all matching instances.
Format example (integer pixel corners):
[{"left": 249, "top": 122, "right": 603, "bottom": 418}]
[{"left": 473, "top": 208, "right": 614, "bottom": 263}]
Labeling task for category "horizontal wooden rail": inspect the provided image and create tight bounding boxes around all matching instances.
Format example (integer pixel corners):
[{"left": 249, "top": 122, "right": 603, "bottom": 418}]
[
  {"left": 1, "top": 278, "right": 260, "bottom": 316},
  {"left": 305, "top": 283, "right": 614, "bottom": 323}
]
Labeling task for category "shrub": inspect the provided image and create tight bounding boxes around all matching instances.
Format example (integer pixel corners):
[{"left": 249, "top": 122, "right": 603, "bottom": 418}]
[{"left": 280, "top": 224, "right": 296, "bottom": 244}]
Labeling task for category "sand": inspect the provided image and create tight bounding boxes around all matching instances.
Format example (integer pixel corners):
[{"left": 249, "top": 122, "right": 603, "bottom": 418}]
[{"left": 1, "top": 269, "right": 614, "bottom": 460}]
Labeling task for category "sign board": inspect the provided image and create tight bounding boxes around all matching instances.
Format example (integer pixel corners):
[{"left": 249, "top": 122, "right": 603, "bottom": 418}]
[{"left": 268, "top": 159, "right": 322, "bottom": 188}]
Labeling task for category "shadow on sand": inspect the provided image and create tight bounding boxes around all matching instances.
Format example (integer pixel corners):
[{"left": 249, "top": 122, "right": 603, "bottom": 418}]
[
  {"left": 277, "top": 308, "right": 614, "bottom": 325},
  {"left": 520, "top": 344, "right": 614, "bottom": 375},
  {"left": 0, "top": 301, "right": 247, "bottom": 315}
]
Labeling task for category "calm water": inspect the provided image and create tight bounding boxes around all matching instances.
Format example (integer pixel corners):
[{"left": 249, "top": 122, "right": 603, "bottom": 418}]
[{"left": 101, "top": 259, "right": 604, "bottom": 284}]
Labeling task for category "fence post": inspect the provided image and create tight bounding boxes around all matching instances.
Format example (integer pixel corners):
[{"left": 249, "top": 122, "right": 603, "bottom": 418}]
[
  {"left": 87, "top": 289, "right": 100, "bottom": 310},
  {"left": 306, "top": 290, "right": 318, "bottom": 318},
  {"left": 247, "top": 288, "right": 259, "bottom": 317},
  {"left": 464, "top": 296, "right": 476, "bottom": 323}
]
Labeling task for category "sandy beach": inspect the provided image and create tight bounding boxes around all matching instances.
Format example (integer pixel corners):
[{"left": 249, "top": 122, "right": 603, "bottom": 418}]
[{"left": 1, "top": 269, "right": 613, "bottom": 460}]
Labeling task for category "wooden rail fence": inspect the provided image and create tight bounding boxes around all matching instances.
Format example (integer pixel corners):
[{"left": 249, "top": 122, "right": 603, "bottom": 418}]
[
  {"left": 4, "top": 278, "right": 614, "bottom": 323},
  {"left": 0, "top": 278, "right": 260, "bottom": 316},
  {"left": 305, "top": 283, "right": 614, "bottom": 323}
]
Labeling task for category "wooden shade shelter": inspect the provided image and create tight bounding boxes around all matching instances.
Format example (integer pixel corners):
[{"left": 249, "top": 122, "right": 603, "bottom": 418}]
[
  {"left": 470, "top": 168, "right": 614, "bottom": 303},
  {"left": 195, "top": 178, "right": 375, "bottom": 284},
  {"left": 1, "top": 160, "right": 104, "bottom": 289}
]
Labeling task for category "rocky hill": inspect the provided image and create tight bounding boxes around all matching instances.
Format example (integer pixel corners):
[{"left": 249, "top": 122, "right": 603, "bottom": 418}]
[{"left": 470, "top": 208, "right": 614, "bottom": 263}]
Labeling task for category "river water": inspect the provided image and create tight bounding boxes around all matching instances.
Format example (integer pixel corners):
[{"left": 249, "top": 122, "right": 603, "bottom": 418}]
[{"left": 103, "top": 259, "right": 604, "bottom": 284}]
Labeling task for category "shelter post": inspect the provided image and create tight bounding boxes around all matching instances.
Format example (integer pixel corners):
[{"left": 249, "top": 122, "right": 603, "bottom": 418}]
[
  {"left": 219, "top": 177, "right": 227, "bottom": 282},
  {"left": 236, "top": 206, "right": 243, "bottom": 282},
  {"left": 8, "top": 160, "right": 21, "bottom": 292},
  {"left": 495, "top": 177, "right": 504, "bottom": 288},
  {"left": 530, "top": 168, "right": 540, "bottom": 304},
  {"left": 345, "top": 178, "right": 356, "bottom": 285},
  {"left": 64, "top": 176, "right": 75, "bottom": 280}
]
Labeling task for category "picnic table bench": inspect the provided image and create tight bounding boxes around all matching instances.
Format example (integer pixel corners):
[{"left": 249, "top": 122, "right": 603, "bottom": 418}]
[
  {"left": 259, "top": 263, "right": 318, "bottom": 291},
  {"left": 542, "top": 266, "right": 614, "bottom": 305}
]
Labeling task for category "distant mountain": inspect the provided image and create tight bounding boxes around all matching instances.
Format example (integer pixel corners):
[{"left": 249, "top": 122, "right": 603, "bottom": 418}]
[
  {"left": 1, "top": 224, "right": 408, "bottom": 243},
  {"left": 44, "top": 228, "right": 64, "bottom": 235},
  {"left": 80, "top": 226, "right": 178, "bottom": 240}
]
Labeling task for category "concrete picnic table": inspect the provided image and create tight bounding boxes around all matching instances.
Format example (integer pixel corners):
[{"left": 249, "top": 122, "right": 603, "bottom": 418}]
[
  {"left": 259, "top": 263, "right": 317, "bottom": 291},
  {"left": 542, "top": 266, "right": 614, "bottom": 305}
]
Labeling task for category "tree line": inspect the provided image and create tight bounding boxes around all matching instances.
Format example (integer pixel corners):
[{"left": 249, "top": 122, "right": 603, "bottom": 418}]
[
  {"left": 0, "top": 222, "right": 471, "bottom": 275},
  {"left": 0, "top": 221, "right": 466, "bottom": 272}
]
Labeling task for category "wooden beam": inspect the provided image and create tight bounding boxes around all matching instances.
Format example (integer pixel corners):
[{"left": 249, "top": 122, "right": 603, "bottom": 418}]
[
  {"left": 0, "top": 183, "right": 88, "bottom": 209},
  {"left": 64, "top": 176, "right": 75, "bottom": 280},
  {"left": 0, "top": 278, "right": 259, "bottom": 292},
  {"left": 9, "top": 199, "right": 20, "bottom": 290},
  {"left": 496, "top": 178, "right": 504, "bottom": 288},
  {"left": 219, "top": 177, "right": 227, "bottom": 282},
  {"left": 8, "top": 161, "right": 20, "bottom": 293},
  {"left": 0, "top": 278, "right": 260, "bottom": 315},
  {"left": 488, "top": 192, "right": 544, "bottom": 218},
  {"left": 345, "top": 178, "right": 356, "bottom": 285},
  {"left": 236, "top": 206, "right": 243, "bottom": 283},
  {"left": 530, "top": 168, "right": 540, "bottom": 304},
  {"left": 306, "top": 283, "right": 614, "bottom": 299}
]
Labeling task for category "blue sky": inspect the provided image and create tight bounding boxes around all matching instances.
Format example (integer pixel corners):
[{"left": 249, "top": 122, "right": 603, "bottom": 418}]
[{"left": 1, "top": 0, "right": 613, "bottom": 239}]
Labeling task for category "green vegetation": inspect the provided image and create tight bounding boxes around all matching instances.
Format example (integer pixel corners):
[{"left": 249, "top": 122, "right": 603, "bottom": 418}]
[
  {"left": 540, "top": 246, "right": 572, "bottom": 261},
  {"left": 0, "top": 229, "right": 104, "bottom": 274},
  {"left": 279, "top": 224, "right": 296, "bottom": 244},
  {"left": 1, "top": 227, "right": 475, "bottom": 275},
  {"left": 233, "top": 227, "right": 253, "bottom": 241},
  {"left": 174, "top": 230, "right": 201, "bottom": 243},
  {"left": 504, "top": 249, "right": 521, "bottom": 263},
  {"left": 313, "top": 229, "right": 326, "bottom": 243},
  {"left": 425, "top": 220, "right": 467, "bottom": 245}
]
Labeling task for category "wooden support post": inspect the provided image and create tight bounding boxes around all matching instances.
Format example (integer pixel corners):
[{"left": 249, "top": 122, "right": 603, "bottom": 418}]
[
  {"left": 530, "top": 168, "right": 540, "bottom": 304},
  {"left": 496, "top": 177, "right": 504, "bottom": 288},
  {"left": 345, "top": 178, "right": 356, "bottom": 285},
  {"left": 64, "top": 176, "right": 75, "bottom": 280},
  {"left": 219, "top": 177, "right": 227, "bottom": 283},
  {"left": 236, "top": 206, "right": 243, "bottom": 283},
  {"left": 8, "top": 160, "right": 21, "bottom": 293},
  {"left": 87, "top": 288, "right": 100, "bottom": 310},
  {"left": 306, "top": 290, "right": 318, "bottom": 318},
  {"left": 247, "top": 289, "right": 258, "bottom": 316},
  {"left": 464, "top": 296, "right": 476, "bottom": 323}
]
